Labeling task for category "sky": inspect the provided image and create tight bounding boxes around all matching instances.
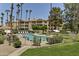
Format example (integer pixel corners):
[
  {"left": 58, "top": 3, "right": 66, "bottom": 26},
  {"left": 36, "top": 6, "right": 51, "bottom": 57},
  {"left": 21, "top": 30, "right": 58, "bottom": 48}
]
[{"left": 0, "top": 3, "right": 65, "bottom": 25}]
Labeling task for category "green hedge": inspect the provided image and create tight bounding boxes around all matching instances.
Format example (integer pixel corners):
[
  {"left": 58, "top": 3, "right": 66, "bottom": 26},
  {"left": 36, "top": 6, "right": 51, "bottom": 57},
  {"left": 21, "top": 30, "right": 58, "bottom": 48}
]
[
  {"left": 13, "top": 35, "right": 22, "bottom": 48},
  {"left": 12, "top": 29, "right": 18, "bottom": 34},
  {"left": 13, "top": 40, "right": 21, "bottom": 48},
  {"left": 32, "top": 25, "right": 47, "bottom": 30},
  {"left": 0, "top": 34, "right": 5, "bottom": 44},
  {"left": 47, "top": 34, "right": 63, "bottom": 44},
  {"left": 0, "top": 30, "right": 6, "bottom": 35}
]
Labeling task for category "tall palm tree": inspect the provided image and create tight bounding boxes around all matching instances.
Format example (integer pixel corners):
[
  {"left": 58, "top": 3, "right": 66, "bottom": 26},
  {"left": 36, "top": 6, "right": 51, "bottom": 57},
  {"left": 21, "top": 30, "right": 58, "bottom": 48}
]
[
  {"left": 10, "top": 3, "right": 14, "bottom": 31},
  {"left": 16, "top": 11, "right": 18, "bottom": 30},
  {"left": 49, "top": 4, "right": 52, "bottom": 31},
  {"left": 8, "top": 3, "right": 14, "bottom": 45},
  {"left": 28, "top": 10, "right": 32, "bottom": 20},
  {"left": 26, "top": 10, "right": 28, "bottom": 20},
  {"left": 12, "top": 16, "right": 15, "bottom": 22},
  {"left": 16, "top": 3, "right": 20, "bottom": 20},
  {"left": 20, "top": 3, "right": 24, "bottom": 20},
  {"left": 1, "top": 12, "right": 4, "bottom": 26},
  {"left": 5, "top": 10, "right": 10, "bottom": 23},
  {"left": 49, "top": 7, "right": 62, "bottom": 30},
  {"left": 0, "top": 17, "right": 3, "bottom": 26},
  {"left": 16, "top": 3, "right": 20, "bottom": 31}
]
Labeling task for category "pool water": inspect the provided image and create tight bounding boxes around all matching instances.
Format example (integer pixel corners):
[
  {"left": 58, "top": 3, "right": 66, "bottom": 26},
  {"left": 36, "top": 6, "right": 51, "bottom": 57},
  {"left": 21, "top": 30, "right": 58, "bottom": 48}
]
[{"left": 23, "top": 33, "right": 47, "bottom": 42}]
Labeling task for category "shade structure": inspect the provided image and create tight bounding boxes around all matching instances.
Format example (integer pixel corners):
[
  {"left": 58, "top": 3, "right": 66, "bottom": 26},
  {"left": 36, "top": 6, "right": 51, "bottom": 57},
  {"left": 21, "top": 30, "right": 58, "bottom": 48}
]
[
  {"left": 53, "top": 30, "right": 60, "bottom": 32},
  {"left": 4, "top": 30, "right": 11, "bottom": 34}
]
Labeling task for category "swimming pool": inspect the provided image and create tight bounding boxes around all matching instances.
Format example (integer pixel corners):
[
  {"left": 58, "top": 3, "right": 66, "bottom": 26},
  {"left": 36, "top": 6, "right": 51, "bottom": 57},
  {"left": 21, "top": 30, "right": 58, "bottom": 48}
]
[{"left": 23, "top": 33, "right": 47, "bottom": 42}]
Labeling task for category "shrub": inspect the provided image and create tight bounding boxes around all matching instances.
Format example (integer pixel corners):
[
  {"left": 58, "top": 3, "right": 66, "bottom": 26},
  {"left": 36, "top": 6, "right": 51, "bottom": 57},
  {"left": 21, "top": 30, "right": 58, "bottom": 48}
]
[
  {"left": 0, "top": 30, "right": 6, "bottom": 35},
  {"left": 0, "top": 39, "right": 4, "bottom": 44},
  {"left": 13, "top": 40, "right": 21, "bottom": 48},
  {"left": 0, "top": 34, "right": 5, "bottom": 44},
  {"left": 13, "top": 35, "right": 19, "bottom": 42},
  {"left": 73, "top": 34, "right": 79, "bottom": 42},
  {"left": 12, "top": 35, "right": 22, "bottom": 48},
  {"left": 12, "top": 29, "right": 18, "bottom": 34},
  {"left": 60, "top": 30, "right": 69, "bottom": 34},
  {"left": 62, "top": 34, "right": 73, "bottom": 43},
  {"left": 47, "top": 34, "right": 63, "bottom": 44}
]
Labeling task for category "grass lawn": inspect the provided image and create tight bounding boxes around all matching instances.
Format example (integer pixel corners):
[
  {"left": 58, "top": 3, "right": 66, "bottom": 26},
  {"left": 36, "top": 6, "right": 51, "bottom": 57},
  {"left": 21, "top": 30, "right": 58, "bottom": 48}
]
[{"left": 21, "top": 42, "right": 79, "bottom": 56}]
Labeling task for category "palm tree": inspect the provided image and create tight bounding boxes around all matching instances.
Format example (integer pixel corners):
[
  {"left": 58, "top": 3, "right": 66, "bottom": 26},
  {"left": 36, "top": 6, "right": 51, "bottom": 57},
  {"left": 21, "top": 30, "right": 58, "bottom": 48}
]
[
  {"left": 10, "top": 3, "right": 14, "bottom": 31},
  {"left": 26, "top": 10, "right": 28, "bottom": 20},
  {"left": 5, "top": 10, "right": 10, "bottom": 23},
  {"left": 8, "top": 3, "right": 14, "bottom": 45},
  {"left": 16, "top": 3, "right": 20, "bottom": 31},
  {"left": 12, "top": 16, "right": 15, "bottom": 22},
  {"left": 16, "top": 3, "right": 20, "bottom": 20},
  {"left": 49, "top": 7, "right": 62, "bottom": 30},
  {"left": 16, "top": 11, "right": 18, "bottom": 30},
  {"left": 20, "top": 3, "right": 24, "bottom": 20},
  {"left": 1, "top": 12, "right": 4, "bottom": 26},
  {"left": 0, "top": 17, "right": 3, "bottom": 26},
  {"left": 28, "top": 10, "right": 32, "bottom": 20}
]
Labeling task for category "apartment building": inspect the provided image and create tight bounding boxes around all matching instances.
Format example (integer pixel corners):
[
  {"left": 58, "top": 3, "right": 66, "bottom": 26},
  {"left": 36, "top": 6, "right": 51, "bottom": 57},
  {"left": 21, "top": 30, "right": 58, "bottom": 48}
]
[
  {"left": 6, "top": 19, "right": 49, "bottom": 33},
  {"left": 6, "top": 18, "right": 63, "bottom": 33}
]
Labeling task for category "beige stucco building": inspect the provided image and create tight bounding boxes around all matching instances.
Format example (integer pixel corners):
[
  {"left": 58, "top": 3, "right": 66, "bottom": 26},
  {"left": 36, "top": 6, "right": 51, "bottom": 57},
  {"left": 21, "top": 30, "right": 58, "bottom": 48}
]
[
  {"left": 6, "top": 19, "right": 49, "bottom": 33},
  {"left": 6, "top": 19, "right": 63, "bottom": 33}
]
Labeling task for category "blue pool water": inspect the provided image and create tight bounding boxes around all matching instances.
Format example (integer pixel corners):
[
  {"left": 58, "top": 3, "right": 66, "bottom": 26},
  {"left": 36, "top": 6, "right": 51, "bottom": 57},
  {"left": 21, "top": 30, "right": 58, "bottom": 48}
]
[{"left": 23, "top": 33, "right": 47, "bottom": 41}]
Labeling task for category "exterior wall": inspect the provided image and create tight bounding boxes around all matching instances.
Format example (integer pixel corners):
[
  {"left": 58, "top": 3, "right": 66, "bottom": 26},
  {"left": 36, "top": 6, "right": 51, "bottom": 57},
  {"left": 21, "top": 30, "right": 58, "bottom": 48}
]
[
  {"left": 6, "top": 19, "right": 63, "bottom": 33},
  {"left": 6, "top": 18, "right": 64, "bottom": 34},
  {"left": 6, "top": 19, "right": 49, "bottom": 33}
]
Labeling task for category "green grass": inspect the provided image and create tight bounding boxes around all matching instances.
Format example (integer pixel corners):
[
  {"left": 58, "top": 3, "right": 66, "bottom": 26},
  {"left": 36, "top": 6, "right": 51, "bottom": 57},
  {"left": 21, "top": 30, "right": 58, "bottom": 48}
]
[{"left": 21, "top": 42, "right": 79, "bottom": 56}]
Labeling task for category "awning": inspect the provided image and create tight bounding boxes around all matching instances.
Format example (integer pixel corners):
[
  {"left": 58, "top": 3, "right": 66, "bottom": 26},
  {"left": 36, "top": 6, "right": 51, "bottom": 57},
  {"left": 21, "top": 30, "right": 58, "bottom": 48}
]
[{"left": 53, "top": 30, "right": 60, "bottom": 32}]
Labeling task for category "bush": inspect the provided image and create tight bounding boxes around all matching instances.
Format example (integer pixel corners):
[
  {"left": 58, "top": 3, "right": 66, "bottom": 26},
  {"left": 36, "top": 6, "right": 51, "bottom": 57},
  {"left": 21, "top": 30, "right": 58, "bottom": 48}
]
[
  {"left": 47, "top": 34, "right": 63, "bottom": 44},
  {"left": 13, "top": 35, "right": 19, "bottom": 42},
  {"left": 12, "top": 35, "right": 21, "bottom": 48},
  {"left": 73, "top": 34, "right": 79, "bottom": 42},
  {"left": 62, "top": 34, "right": 73, "bottom": 43},
  {"left": 0, "top": 34, "right": 5, "bottom": 44},
  {"left": 0, "top": 39, "right": 4, "bottom": 44},
  {"left": 60, "top": 30, "right": 69, "bottom": 34},
  {"left": 0, "top": 30, "right": 6, "bottom": 35},
  {"left": 12, "top": 29, "right": 18, "bottom": 34},
  {"left": 13, "top": 40, "right": 21, "bottom": 48}
]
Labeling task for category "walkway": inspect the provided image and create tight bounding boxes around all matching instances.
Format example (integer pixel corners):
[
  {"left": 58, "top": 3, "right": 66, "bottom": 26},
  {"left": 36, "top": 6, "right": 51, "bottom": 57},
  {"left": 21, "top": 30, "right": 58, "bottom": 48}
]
[
  {"left": 0, "top": 40, "right": 17, "bottom": 56},
  {"left": 8, "top": 45, "right": 45, "bottom": 56},
  {"left": 8, "top": 46, "right": 31, "bottom": 56}
]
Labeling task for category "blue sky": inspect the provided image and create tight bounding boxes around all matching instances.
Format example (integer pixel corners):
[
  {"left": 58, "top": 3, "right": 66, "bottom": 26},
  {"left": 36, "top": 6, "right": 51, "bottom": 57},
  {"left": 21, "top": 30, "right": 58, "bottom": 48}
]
[{"left": 0, "top": 3, "right": 64, "bottom": 24}]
